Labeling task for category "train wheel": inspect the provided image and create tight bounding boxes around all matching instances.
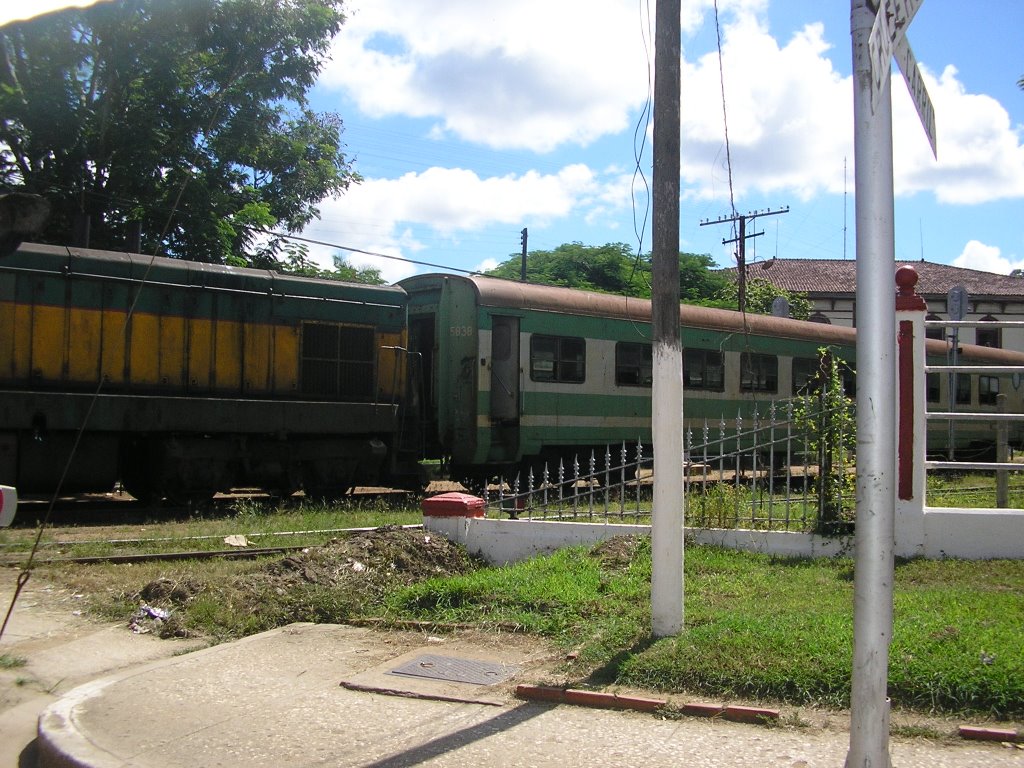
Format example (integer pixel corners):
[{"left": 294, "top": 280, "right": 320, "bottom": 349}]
[
  {"left": 120, "top": 454, "right": 156, "bottom": 504},
  {"left": 121, "top": 476, "right": 156, "bottom": 505}
]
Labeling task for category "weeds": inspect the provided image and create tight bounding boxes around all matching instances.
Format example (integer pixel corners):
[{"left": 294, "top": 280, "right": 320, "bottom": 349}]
[{"left": 0, "top": 653, "right": 27, "bottom": 669}]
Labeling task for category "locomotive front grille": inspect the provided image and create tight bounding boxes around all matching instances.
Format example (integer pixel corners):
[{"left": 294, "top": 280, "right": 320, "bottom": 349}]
[{"left": 301, "top": 323, "right": 375, "bottom": 401}]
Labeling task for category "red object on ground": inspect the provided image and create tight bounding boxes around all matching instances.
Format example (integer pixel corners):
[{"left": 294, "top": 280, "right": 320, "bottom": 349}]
[{"left": 421, "top": 492, "right": 486, "bottom": 518}]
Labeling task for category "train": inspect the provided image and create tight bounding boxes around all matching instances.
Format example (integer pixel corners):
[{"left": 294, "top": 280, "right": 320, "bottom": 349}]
[{"left": 2, "top": 242, "right": 1022, "bottom": 502}]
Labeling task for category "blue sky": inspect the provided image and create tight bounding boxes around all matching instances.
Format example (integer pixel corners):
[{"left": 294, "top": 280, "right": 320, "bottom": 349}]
[{"left": 12, "top": 1, "right": 1024, "bottom": 283}]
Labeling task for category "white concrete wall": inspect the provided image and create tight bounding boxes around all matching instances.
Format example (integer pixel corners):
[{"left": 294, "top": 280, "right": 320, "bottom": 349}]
[
  {"left": 922, "top": 507, "right": 1024, "bottom": 559},
  {"left": 424, "top": 516, "right": 857, "bottom": 565},
  {"left": 426, "top": 511, "right": 1023, "bottom": 565}
]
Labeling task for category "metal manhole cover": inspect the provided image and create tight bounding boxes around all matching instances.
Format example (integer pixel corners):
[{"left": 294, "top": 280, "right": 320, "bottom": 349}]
[{"left": 389, "top": 654, "right": 520, "bottom": 686}]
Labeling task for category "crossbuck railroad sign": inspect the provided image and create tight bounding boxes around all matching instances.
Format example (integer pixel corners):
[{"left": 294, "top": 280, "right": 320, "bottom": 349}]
[{"left": 868, "top": 0, "right": 937, "bottom": 157}]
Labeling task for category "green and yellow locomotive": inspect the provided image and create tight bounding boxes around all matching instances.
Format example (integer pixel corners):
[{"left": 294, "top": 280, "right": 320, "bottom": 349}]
[{"left": 0, "top": 243, "right": 416, "bottom": 502}]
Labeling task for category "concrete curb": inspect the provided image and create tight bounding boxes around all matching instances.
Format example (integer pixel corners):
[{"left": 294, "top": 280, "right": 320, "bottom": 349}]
[
  {"left": 515, "top": 685, "right": 781, "bottom": 724},
  {"left": 36, "top": 626, "right": 301, "bottom": 768},
  {"left": 958, "top": 725, "right": 1021, "bottom": 743},
  {"left": 515, "top": 684, "right": 666, "bottom": 712}
]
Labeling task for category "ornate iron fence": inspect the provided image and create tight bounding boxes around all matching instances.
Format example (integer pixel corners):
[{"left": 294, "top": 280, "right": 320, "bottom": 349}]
[{"left": 477, "top": 395, "right": 856, "bottom": 534}]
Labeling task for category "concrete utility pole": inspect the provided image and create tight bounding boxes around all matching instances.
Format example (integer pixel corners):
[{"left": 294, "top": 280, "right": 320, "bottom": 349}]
[
  {"left": 700, "top": 207, "right": 788, "bottom": 312},
  {"left": 650, "top": 0, "right": 683, "bottom": 637}
]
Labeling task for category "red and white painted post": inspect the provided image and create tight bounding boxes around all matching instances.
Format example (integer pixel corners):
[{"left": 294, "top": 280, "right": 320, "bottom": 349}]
[{"left": 894, "top": 266, "right": 927, "bottom": 557}]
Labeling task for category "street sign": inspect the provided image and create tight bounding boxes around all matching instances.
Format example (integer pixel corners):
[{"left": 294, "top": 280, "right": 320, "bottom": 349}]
[
  {"left": 867, "top": 0, "right": 936, "bottom": 157},
  {"left": 947, "top": 284, "right": 968, "bottom": 321},
  {"left": 894, "top": 35, "right": 937, "bottom": 157},
  {"left": 867, "top": 0, "right": 923, "bottom": 110}
]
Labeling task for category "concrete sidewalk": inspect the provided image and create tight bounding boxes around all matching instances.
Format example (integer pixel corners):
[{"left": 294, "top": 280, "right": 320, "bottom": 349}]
[{"left": 34, "top": 623, "right": 1020, "bottom": 768}]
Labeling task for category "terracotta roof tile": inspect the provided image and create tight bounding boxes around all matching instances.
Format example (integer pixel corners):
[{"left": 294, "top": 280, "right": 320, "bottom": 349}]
[{"left": 721, "top": 258, "right": 1024, "bottom": 297}]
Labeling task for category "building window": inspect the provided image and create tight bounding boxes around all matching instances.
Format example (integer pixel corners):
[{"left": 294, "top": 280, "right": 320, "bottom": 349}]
[
  {"left": 976, "top": 316, "right": 1001, "bottom": 348},
  {"left": 301, "top": 322, "right": 375, "bottom": 400},
  {"left": 531, "top": 335, "right": 585, "bottom": 383},
  {"left": 740, "top": 352, "right": 778, "bottom": 393},
  {"left": 979, "top": 375, "right": 999, "bottom": 406},
  {"left": 926, "top": 372, "right": 941, "bottom": 403},
  {"left": 615, "top": 342, "right": 652, "bottom": 387},
  {"left": 924, "top": 314, "right": 944, "bottom": 341},
  {"left": 955, "top": 374, "right": 972, "bottom": 405}
]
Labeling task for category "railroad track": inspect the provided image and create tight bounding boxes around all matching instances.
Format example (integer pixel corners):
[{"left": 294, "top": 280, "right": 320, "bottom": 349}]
[{"left": 0, "top": 521, "right": 425, "bottom": 568}]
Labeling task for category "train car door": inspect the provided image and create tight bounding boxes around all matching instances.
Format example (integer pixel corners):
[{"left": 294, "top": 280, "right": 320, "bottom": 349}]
[{"left": 489, "top": 315, "right": 519, "bottom": 424}]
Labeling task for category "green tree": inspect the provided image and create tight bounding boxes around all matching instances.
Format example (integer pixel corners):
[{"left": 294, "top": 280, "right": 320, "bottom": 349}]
[
  {"left": 0, "top": 0, "right": 359, "bottom": 265},
  {"left": 256, "top": 242, "right": 383, "bottom": 284},
  {"left": 487, "top": 241, "right": 642, "bottom": 295},
  {"left": 712, "top": 276, "right": 812, "bottom": 320},
  {"left": 485, "top": 241, "right": 729, "bottom": 303}
]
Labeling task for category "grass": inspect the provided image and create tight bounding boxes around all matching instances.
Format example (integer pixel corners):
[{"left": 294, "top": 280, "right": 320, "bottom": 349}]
[
  {"left": 386, "top": 540, "right": 1023, "bottom": 718},
  {"left": 0, "top": 496, "right": 422, "bottom": 560},
  {"left": 13, "top": 496, "right": 1024, "bottom": 720},
  {"left": 926, "top": 471, "right": 1024, "bottom": 508},
  {"left": 0, "top": 653, "right": 27, "bottom": 669}
]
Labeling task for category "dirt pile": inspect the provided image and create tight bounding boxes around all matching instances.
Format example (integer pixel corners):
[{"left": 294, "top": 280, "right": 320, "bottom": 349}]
[
  {"left": 133, "top": 526, "right": 483, "bottom": 637},
  {"left": 264, "top": 525, "right": 482, "bottom": 589}
]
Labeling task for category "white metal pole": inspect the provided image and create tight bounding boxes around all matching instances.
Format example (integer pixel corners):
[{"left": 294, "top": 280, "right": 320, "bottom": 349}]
[
  {"left": 650, "top": 0, "right": 683, "bottom": 637},
  {"left": 847, "top": 1, "right": 897, "bottom": 766}
]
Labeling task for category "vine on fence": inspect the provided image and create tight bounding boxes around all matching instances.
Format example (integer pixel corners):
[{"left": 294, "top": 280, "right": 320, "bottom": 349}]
[{"left": 793, "top": 348, "right": 857, "bottom": 534}]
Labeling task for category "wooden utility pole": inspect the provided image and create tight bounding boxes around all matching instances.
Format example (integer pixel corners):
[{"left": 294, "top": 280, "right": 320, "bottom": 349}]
[
  {"left": 519, "top": 227, "right": 528, "bottom": 281},
  {"left": 700, "top": 207, "right": 788, "bottom": 312},
  {"left": 650, "top": 0, "right": 683, "bottom": 637}
]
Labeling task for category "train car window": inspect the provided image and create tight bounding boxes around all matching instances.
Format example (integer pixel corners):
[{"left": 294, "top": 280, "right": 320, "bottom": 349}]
[
  {"left": 740, "top": 352, "right": 778, "bottom": 393},
  {"left": 979, "top": 375, "right": 999, "bottom": 406},
  {"left": 955, "top": 374, "right": 972, "bottom": 405},
  {"left": 684, "top": 349, "right": 724, "bottom": 391},
  {"left": 841, "top": 363, "right": 856, "bottom": 398},
  {"left": 924, "top": 314, "right": 945, "bottom": 341},
  {"left": 976, "top": 316, "right": 1001, "bottom": 348},
  {"left": 926, "top": 372, "right": 941, "bottom": 403},
  {"left": 301, "top": 322, "right": 375, "bottom": 400},
  {"left": 530, "top": 335, "right": 585, "bottom": 383},
  {"left": 615, "top": 342, "right": 652, "bottom": 387},
  {"left": 792, "top": 357, "right": 821, "bottom": 394},
  {"left": 492, "top": 323, "right": 512, "bottom": 361}
]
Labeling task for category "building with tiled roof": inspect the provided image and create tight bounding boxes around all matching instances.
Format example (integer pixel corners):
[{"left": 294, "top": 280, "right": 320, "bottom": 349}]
[{"left": 722, "top": 257, "right": 1024, "bottom": 352}]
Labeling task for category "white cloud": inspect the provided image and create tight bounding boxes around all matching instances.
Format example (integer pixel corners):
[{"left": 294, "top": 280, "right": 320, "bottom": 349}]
[
  {"left": 676, "top": 7, "right": 1024, "bottom": 208},
  {"left": 302, "top": 164, "right": 606, "bottom": 281},
  {"left": 321, "top": 0, "right": 651, "bottom": 151},
  {"left": 0, "top": 1, "right": 103, "bottom": 25},
  {"left": 680, "top": 14, "right": 852, "bottom": 202},
  {"left": 474, "top": 257, "right": 501, "bottom": 273},
  {"left": 893, "top": 66, "right": 1024, "bottom": 205},
  {"left": 952, "top": 240, "right": 1024, "bottom": 275}
]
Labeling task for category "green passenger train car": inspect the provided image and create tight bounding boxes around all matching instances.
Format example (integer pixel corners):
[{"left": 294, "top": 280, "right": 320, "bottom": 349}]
[
  {"left": 401, "top": 273, "right": 1024, "bottom": 480},
  {"left": 0, "top": 243, "right": 414, "bottom": 501}
]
